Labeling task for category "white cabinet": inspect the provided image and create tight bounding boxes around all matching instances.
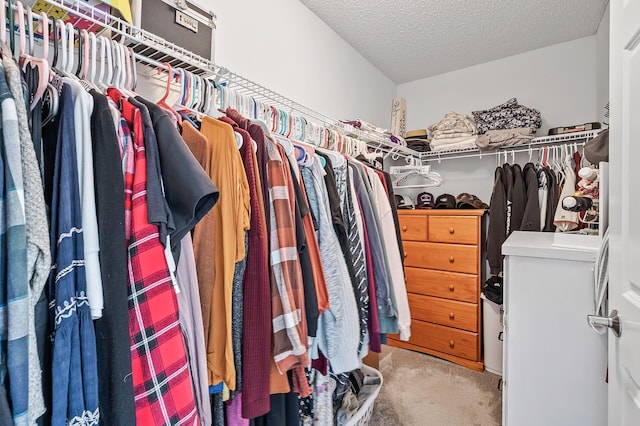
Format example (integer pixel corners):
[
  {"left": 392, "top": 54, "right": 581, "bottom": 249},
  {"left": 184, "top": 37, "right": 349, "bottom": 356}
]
[{"left": 502, "top": 232, "right": 607, "bottom": 426}]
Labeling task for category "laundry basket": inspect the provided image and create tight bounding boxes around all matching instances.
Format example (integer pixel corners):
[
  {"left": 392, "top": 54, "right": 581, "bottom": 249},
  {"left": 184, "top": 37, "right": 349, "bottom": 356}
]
[{"left": 343, "top": 364, "right": 384, "bottom": 426}]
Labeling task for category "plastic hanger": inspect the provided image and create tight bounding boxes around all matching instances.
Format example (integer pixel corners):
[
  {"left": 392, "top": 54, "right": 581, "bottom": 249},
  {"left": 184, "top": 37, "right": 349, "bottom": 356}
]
[
  {"left": 118, "top": 42, "right": 128, "bottom": 88},
  {"left": 16, "top": 1, "right": 48, "bottom": 110},
  {"left": 129, "top": 47, "right": 137, "bottom": 90},
  {"left": 120, "top": 44, "right": 133, "bottom": 92},
  {"left": 99, "top": 36, "right": 109, "bottom": 86},
  {"left": 14, "top": 2, "right": 25, "bottom": 60},
  {"left": 55, "top": 20, "right": 67, "bottom": 73},
  {"left": 26, "top": 5, "right": 34, "bottom": 56},
  {"left": 390, "top": 162, "right": 444, "bottom": 189},
  {"left": 65, "top": 23, "right": 75, "bottom": 75},
  {"left": 158, "top": 61, "right": 175, "bottom": 105},
  {"left": 75, "top": 28, "right": 84, "bottom": 77},
  {"left": 108, "top": 39, "right": 119, "bottom": 87},
  {"left": 173, "top": 69, "right": 206, "bottom": 121},
  {"left": 156, "top": 62, "right": 182, "bottom": 123},
  {"left": 80, "top": 30, "right": 91, "bottom": 80}
]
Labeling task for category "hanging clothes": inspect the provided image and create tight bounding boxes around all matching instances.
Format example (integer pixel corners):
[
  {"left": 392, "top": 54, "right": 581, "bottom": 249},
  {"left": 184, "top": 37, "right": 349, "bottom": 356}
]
[
  {"left": 108, "top": 88, "right": 200, "bottom": 425},
  {"left": 511, "top": 163, "right": 527, "bottom": 232},
  {"left": 198, "top": 116, "right": 250, "bottom": 389},
  {"left": 45, "top": 82, "right": 100, "bottom": 426},
  {"left": 2, "top": 49, "right": 51, "bottom": 425},
  {"left": 520, "top": 162, "right": 541, "bottom": 231},
  {"left": 224, "top": 110, "right": 272, "bottom": 419},
  {"left": 487, "top": 166, "right": 507, "bottom": 275},
  {"left": 89, "top": 89, "right": 136, "bottom": 425}
]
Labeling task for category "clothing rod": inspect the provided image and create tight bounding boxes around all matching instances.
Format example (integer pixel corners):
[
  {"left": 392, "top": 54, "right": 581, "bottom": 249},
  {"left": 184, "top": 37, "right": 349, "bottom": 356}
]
[
  {"left": 31, "top": 0, "right": 415, "bottom": 158},
  {"left": 424, "top": 140, "right": 587, "bottom": 163},
  {"left": 421, "top": 130, "right": 600, "bottom": 163}
]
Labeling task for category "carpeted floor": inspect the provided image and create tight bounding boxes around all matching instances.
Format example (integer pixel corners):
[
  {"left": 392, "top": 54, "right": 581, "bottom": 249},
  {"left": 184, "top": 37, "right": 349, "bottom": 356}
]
[{"left": 370, "top": 346, "right": 502, "bottom": 426}]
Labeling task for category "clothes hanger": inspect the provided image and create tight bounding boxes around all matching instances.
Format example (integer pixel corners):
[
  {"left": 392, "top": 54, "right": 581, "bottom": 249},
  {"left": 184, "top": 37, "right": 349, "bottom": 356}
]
[
  {"left": 13, "top": 1, "right": 26, "bottom": 60},
  {"left": 26, "top": 5, "right": 34, "bottom": 56},
  {"left": 19, "top": 6, "right": 49, "bottom": 110},
  {"left": 156, "top": 62, "right": 182, "bottom": 123},
  {"left": 65, "top": 23, "right": 75, "bottom": 76},
  {"left": 96, "top": 36, "right": 107, "bottom": 89},
  {"left": 75, "top": 27, "right": 84, "bottom": 77},
  {"left": 173, "top": 69, "right": 204, "bottom": 120},
  {"left": 53, "top": 20, "right": 67, "bottom": 74},
  {"left": 129, "top": 46, "right": 137, "bottom": 90},
  {"left": 123, "top": 42, "right": 132, "bottom": 90},
  {"left": 79, "top": 30, "right": 100, "bottom": 91},
  {"left": 108, "top": 39, "right": 120, "bottom": 87},
  {"left": 118, "top": 44, "right": 126, "bottom": 89},
  {"left": 191, "top": 73, "right": 200, "bottom": 111},
  {"left": 389, "top": 157, "right": 443, "bottom": 188}
]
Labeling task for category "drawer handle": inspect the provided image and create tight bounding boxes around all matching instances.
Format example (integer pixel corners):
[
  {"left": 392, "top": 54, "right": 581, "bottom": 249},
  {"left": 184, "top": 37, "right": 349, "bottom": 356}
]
[
  {"left": 449, "top": 256, "right": 455, "bottom": 263},
  {"left": 404, "top": 252, "right": 408, "bottom": 259},
  {"left": 402, "top": 226, "right": 408, "bottom": 232},
  {"left": 449, "top": 340, "right": 455, "bottom": 348},
  {"left": 449, "top": 227, "right": 455, "bottom": 234},
  {"left": 449, "top": 312, "right": 455, "bottom": 320},
  {"left": 449, "top": 284, "right": 455, "bottom": 292}
]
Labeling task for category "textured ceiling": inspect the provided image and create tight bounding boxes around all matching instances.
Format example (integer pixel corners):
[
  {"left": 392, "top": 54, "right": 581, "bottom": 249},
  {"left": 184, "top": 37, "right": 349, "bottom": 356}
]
[{"left": 300, "top": 0, "right": 609, "bottom": 83}]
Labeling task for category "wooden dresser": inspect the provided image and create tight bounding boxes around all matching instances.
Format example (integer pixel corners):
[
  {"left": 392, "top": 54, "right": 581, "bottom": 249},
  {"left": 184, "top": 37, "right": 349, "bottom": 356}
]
[{"left": 388, "top": 209, "right": 486, "bottom": 371}]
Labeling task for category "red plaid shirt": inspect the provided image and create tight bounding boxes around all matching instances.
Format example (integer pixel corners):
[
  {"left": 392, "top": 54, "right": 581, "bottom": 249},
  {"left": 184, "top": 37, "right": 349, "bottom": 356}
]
[{"left": 109, "top": 89, "right": 199, "bottom": 425}]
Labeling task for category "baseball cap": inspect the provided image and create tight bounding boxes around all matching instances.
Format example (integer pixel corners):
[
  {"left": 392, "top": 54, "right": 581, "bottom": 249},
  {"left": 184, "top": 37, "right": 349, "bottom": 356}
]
[
  {"left": 434, "top": 193, "right": 456, "bottom": 209},
  {"left": 394, "top": 194, "right": 414, "bottom": 209},
  {"left": 456, "top": 193, "right": 489, "bottom": 209},
  {"left": 416, "top": 192, "right": 435, "bottom": 209}
]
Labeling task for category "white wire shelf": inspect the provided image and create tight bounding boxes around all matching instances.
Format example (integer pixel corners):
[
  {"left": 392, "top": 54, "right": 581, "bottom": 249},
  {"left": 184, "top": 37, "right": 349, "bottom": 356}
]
[
  {"left": 421, "top": 130, "right": 602, "bottom": 163},
  {"left": 38, "top": 0, "right": 416, "bottom": 158}
]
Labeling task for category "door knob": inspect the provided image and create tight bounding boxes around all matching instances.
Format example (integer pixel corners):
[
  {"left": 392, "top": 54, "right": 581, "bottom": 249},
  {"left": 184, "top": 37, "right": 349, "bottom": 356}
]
[{"left": 587, "top": 309, "right": 622, "bottom": 337}]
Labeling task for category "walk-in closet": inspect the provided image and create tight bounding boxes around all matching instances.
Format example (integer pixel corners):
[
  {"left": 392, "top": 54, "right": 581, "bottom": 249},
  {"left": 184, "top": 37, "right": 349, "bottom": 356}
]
[{"left": 0, "top": 0, "right": 637, "bottom": 425}]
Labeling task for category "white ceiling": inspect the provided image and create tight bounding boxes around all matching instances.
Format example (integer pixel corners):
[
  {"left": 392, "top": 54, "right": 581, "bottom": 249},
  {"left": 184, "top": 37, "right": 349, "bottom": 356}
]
[{"left": 300, "top": 0, "right": 609, "bottom": 84}]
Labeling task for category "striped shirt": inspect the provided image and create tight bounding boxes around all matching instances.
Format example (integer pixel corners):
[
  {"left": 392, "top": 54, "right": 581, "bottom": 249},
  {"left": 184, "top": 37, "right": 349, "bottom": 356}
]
[{"left": 266, "top": 137, "right": 309, "bottom": 373}]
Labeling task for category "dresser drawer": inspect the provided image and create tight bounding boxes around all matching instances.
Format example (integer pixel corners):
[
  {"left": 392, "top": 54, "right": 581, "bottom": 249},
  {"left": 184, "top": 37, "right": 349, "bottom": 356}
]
[
  {"left": 405, "top": 267, "right": 478, "bottom": 303},
  {"left": 428, "top": 216, "right": 479, "bottom": 245},
  {"left": 409, "top": 320, "right": 479, "bottom": 360},
  {"left": 408, "top": 294, "right": 477, "bottom": 332},
  {"left": 404, "top": 242, "right": 478, "bottom": 274},
  {"left": 398, "top": 215, "right": 427, "bottom": 241}
]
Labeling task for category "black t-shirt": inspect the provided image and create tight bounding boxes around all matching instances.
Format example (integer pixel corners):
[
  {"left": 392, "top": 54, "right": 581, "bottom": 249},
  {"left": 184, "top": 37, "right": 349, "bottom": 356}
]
[{"left": 135, "top": 97, "right": 219, "bottom": 260}]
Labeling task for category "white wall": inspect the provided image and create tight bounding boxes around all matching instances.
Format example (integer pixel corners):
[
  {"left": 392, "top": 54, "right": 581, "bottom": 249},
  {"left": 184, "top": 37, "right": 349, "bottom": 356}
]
[
  {"left": 392, "top": 36, "right": 599, "bottom": 205},
  {"left": 596, "top": 4, "right": 610, "bottom": 123},
  {"left": 186, "top": 0, "right": 396, "bottom": 128},
  {"left": 398, "top": 36, "right": 598, "bottom": 136}
]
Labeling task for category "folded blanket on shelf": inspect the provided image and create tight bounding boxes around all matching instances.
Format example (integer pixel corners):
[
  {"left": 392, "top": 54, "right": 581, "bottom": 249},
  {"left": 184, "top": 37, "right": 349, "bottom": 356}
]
[
  {"left": 472, "top": 98, "right": 541, "bottom": 134},
  {"left": 430, "top": 135, "right": 479, "bottom": 151},
  {"left": 431, "top": 131, "right": 476, "bottom": 139},
  {"left": 428, "top": 112, "right": 477, "bottom": 135},
  {"left": 476, "top": 127, "right": 536, "bottom": 151}
]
